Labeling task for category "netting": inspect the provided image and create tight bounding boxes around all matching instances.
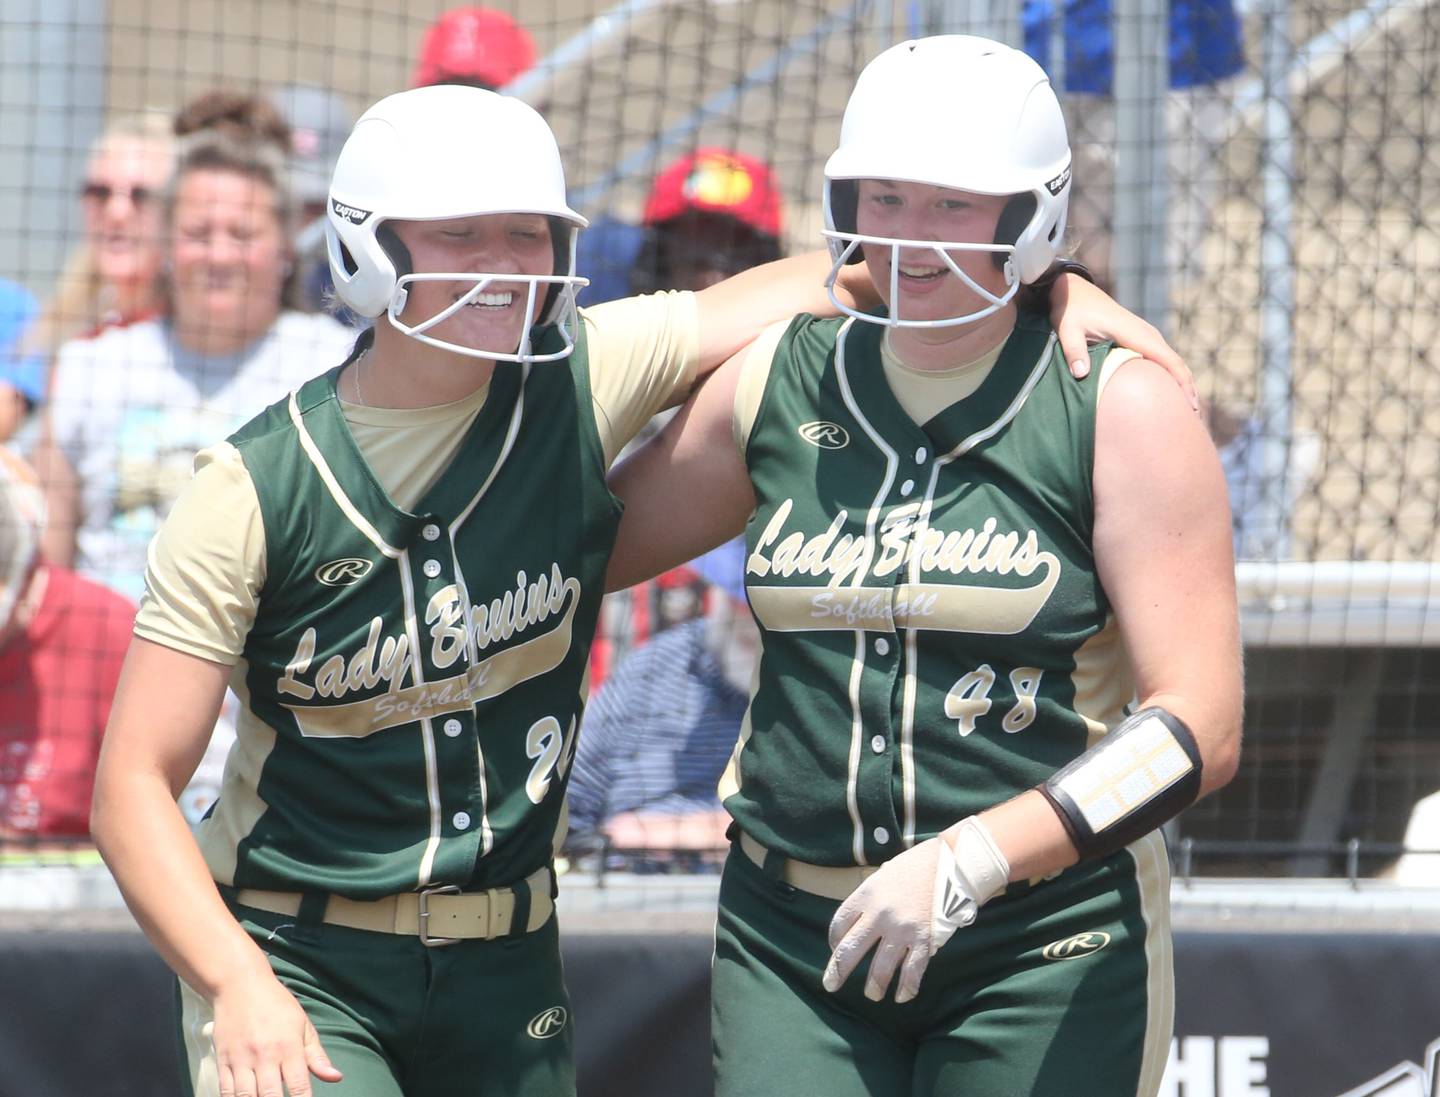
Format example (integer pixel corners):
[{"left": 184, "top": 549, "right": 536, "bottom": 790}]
[{"left": 0, "top": 0, "right": 1436, "bottom": 881}]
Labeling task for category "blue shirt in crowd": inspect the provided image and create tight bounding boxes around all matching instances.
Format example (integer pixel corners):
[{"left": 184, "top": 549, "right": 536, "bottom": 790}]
[{"left": 1022, "top": 0, "right": 1245, "bottom": 94}]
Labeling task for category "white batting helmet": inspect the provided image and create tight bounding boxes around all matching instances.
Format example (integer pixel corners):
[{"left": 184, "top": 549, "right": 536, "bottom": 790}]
[
  {"left": 325, "top": 85, "right": 589, "bottom": 362},
  {"left": 822, "top": 36, "right": 1071, "bottom": 328}
]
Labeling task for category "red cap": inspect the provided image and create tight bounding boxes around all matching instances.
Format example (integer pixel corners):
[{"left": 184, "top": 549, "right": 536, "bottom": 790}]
[
  {"left": 412, "top": 8, "right": 537, "bottom": 90},
  {"left": 643, "top": 148, "right": 783, "bottom": 238}
]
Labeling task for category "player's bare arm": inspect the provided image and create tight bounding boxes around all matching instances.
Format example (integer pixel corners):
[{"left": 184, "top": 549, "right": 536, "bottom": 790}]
[
  {"left": 824, "top": 357, "right": 1239, "bottom": 1004},
  {"left": 1052, "top": 277, "right": 1198, "bottom": 409},
  {"left": 605, "top": 347, "right": 755, "bottom": 592},
  {"left": 691, "top": 254, "right": 1190, "bottom": 390},
  {"left": 91, "top": 639, "right": 342, "bottom": 1097},
  {"left": 690, "top": 250, "right": 879, "bottom": 376}
]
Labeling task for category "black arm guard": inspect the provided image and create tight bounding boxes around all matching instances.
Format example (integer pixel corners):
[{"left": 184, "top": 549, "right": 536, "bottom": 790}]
[{"left": 1038, "top": 706, "right": 1204, "bottom": 862}]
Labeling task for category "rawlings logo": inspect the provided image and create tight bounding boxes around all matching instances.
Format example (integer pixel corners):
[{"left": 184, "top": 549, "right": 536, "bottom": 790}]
[
  {"left": 1042, "top": 931, "right": 1111, "bottom": 960},
  {"left": 527, "top": 1006, "right": 568, "bottom": 1039},
  {"left": 330, "top": 199, "right": 372, "bottom": 225},
  {"left": 797, "top": 421, "right": 850, "bottom": 450},
  {"left": 315, "top": 558, "right": 373, "bottom": 586}
]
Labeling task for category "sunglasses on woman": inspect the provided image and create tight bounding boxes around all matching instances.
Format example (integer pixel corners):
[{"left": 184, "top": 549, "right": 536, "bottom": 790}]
[{"left": 81, "top": 182, "right": 155, "bottom": 207}]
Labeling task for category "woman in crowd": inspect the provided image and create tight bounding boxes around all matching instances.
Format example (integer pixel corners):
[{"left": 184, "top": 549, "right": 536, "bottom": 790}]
[
  {"left": 1, "top": 113, "right": 175, "bottom": 440},
  {"left": 32, "top": 93, "right": 353, "bottom": 602},
  {"left": 606, "top": 36, "right": 1242, "bottom": 1097}
]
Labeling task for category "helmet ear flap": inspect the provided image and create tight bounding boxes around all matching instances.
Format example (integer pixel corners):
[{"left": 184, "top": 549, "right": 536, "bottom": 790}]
[
  {"left": 993, "top": 194, "right": 1037, "bottom": 270},
  {"left": 829, "top": 181, "right": 865, "bottom": 265}
]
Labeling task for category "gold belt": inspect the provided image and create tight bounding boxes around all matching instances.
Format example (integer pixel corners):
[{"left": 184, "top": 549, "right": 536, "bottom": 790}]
[
  {"left": 738, "top": 831, "right": 879, "bottom": 901},
  {"left": 232, "top": 865, "right": 553, "bottom": 947}
]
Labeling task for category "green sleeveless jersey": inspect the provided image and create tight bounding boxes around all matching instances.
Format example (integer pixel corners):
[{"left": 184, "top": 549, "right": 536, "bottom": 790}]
[
  {"left": 730, "top": 311, "right": 1134, "bottom": 867},
  {"left": 200, "top": 327, "right": 620, "bottom": 897}
]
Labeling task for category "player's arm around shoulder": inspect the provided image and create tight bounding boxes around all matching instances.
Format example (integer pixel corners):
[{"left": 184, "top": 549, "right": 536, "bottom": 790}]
[
  {"left": 605, "top": 342, "right": 758, "bottom": 593},
  {"left": 1092, "top": 356, "right": 1243, "bottom": 795},
  {"left": 692, "top": 250, "right": 880, "bottom": 378}
]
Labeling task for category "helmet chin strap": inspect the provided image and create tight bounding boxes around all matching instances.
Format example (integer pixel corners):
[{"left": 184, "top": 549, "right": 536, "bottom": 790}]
[{"left": 823, "top": 232, "right": 1019, "bottom": 329}]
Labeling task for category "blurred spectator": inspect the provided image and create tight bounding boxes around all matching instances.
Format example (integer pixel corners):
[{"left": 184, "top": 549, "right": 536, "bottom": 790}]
[
  {"left": 0, "top": 448, "right": 133, "bottom": 843},
  {"left": 632, "top": 148, "right": 785, "bottom": 293},
  {"left": 568, "top": 593, "right": 759, "bottom": 866},
  {"left": 0, "top": 281, "right": 43, "bottom": 442},
  {"left": 578, "top": 147, "right": 786, "bottom": 305},
  {"left": 412, "top": 6, "right": 537, "bottom": 90},
  {"left": 1204, "top": 398, "right": 1319, "bottom": 560},
  {"left": 1, "top": 114, "right": 175, "bottom": 440},
  {"left": 1023, "top": 0, "right": 1246, "bottom": 291},
  {"left": 31, "top": 90, "right": 355, "bottom": 603},
  {"left": 587, "top": 149, "right": 783, "bottom": 684},
  {"left": 268, "top": 83, "right": 357, "bottom": 316}
]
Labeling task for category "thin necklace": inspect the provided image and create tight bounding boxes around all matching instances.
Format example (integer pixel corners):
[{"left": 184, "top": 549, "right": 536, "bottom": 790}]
[{"left": 351, "top": 348, "right": 367, "bottom": 407}]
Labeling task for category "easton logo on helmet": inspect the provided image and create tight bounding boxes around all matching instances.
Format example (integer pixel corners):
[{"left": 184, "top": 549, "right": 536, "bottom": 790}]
[
  {"left": 331, "top": 199, "right": 373, "bottom": 225},
  {"left": 1044, "top": 166, "right": 1072, "bottom": 197}
]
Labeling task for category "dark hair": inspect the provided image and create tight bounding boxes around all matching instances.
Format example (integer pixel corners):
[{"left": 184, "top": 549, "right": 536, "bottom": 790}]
[{"left": 173, "top": 90, "right": 292, "bottom": 149}]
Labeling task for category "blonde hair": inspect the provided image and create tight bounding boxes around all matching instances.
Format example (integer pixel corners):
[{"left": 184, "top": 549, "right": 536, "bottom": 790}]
[{"left": 23, "top": 112, "right": 175, "bottom": 360}]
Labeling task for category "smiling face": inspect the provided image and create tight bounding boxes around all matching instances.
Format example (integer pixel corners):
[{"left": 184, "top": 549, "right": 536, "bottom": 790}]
[
  {"left": 853, "top": 179, "right": 1012, "bottom": 324},
  {"left": 168, "top": 168, "right": 290, "bottom": 353},
  {"left": 82, "top": 134, "right": 172, "bottom": 302},
  {"left": 387, "top": 212, "right": 555, "bottom": 357}
]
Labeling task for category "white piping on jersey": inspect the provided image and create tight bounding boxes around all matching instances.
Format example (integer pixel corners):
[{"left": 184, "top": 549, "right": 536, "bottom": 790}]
[
  {"left": 833, "top": 319, "right": 900, "bottom": 866},
  {"left": 834, "top": 330, "right": 1057, "bottom": 850},
  {"left": 448, "top": 363, "right": 531, "bottom": 858},
  {"left": 288, "top": 393, "right": 434, "bottom": 889},
  {"left": 1130, "top": 831, "right": 1174, "bottom": 1097},
  {"left": 288, "top": 393, "right": 402, "bottom": 559}
]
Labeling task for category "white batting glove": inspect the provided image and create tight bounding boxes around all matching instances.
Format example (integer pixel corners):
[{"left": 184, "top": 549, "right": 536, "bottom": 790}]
[{"left": 822, "top": 817, "right": 1009, "bottom": 1004}]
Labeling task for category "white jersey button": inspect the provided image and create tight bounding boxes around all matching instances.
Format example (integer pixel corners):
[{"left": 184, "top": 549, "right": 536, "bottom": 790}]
[
  {"left": 452, "top": 811, "right": 472, "bottom": 831},
  {"left": 423, "top": 559, "right": 442, "bottom": 579},
  {"left": 914, "top": 447, "right": 928, "bottom": 464},
  {"left": 874, "top": 637, "right": 890, "bottom": 656},
  {"left": 870, "top": 734, "right": 886, "bottom": 753},
  {"left": 900, "top": 479, "right": 915, "bottom": 496},
  {"left": 873, "top": 827, "right": 890, "bottom": 845},
  {"left": 422, "top": 523, "right": 441, "bottom": 541},
  {"left": 443, "top": 719, "right": 463, "bottom": 737}
]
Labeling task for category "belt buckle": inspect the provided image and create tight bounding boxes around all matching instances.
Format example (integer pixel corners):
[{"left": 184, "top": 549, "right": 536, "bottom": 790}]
[{"left": 418, "top": 885, "right": 463, "bottom": 948}]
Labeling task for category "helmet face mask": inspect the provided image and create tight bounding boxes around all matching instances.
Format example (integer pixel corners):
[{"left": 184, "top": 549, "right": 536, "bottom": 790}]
[
  {"left": 822, "top": 182, "right": 1022, "bottom": 329},
  {"left": 324, "top": 85, "right": 589, "bottom": 363},
  {"left": 821, "top": 36, "right": 1071, "bottom": 330}
]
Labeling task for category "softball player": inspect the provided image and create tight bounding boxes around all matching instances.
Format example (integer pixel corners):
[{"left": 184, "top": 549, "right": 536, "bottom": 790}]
[
  {"left": 607, "top": 37, "right": 1243, "bottom": 1097},
  {"left": 91, "top": 83, "right": 1190, "bottom": 1097}
]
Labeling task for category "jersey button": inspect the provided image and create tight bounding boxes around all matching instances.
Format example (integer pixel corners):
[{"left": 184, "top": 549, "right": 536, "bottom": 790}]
[
  {"left": 873, "top": 827, "right": 890, "bottom": 845},
  {"left": 423, "top": 559, "right": 442, "bottom": 579},
  {"left": 452, "top": 811, "right": 472, "bottom": 831},
  {"left": 874, "top": 637, "right": 890, "bottom": 656},
  {"left": 422, "top": 523, "right": 441, "bottom": 541},
  {"left": 900, "top": 479, "right": 914, "bottom": 496},
  {"left": 443, "top": 718, "right": 463, "bottom": 737},
  {"left": 914, "top": 447, "right": 928, "bottom": 464},
  {"left": 870, "top": 734, "right": 885, "bottom": 753}
]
